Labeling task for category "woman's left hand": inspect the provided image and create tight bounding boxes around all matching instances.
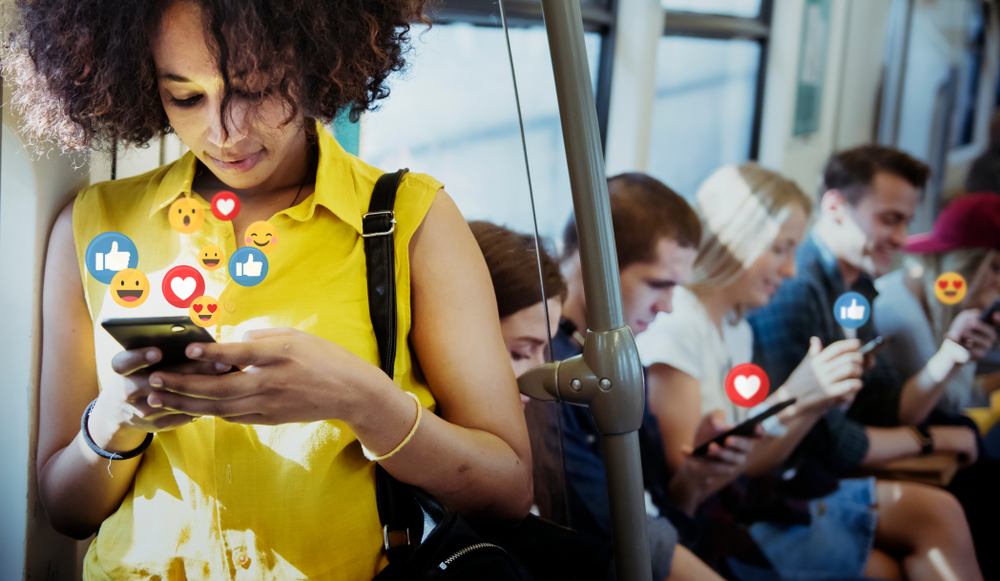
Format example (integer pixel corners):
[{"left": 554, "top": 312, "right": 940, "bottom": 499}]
[
  {"left": 146, "top": 328, "right": 392, "bottom": 425},
  {"left": 947, "top": 309, "right": 998, "bottom": 361}
]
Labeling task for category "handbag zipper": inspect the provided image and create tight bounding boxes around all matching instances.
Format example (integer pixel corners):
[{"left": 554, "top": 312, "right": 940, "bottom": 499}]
[{"left": 437, "top": 542, "right": 509, "bottom": 570}]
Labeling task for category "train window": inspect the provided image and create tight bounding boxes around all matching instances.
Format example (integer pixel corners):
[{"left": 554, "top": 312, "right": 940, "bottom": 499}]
[
  {"left": 360, "top": 22, "right": 601, "bottom": 241},
  {"left": 660, "top": 0, "right": 761, "bottom": 18},
  {"left": 646, "top": 36, "right": 761, "bottom": 198}
]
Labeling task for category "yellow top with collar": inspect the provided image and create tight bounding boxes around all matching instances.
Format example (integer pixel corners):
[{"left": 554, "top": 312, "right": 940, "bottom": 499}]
[{"left": 72, "top": 122, "right": 440, "bottom": 580}]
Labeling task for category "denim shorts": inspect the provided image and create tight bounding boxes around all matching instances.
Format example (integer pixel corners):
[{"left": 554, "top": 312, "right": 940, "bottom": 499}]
[{"left": 749, "top": 477, "right": 878, "bottom": 581}]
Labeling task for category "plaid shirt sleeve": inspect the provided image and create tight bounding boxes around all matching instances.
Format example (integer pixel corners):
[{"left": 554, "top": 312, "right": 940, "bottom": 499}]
[{"left": 748, "top": 278, "right": 823, "bottom": 389}]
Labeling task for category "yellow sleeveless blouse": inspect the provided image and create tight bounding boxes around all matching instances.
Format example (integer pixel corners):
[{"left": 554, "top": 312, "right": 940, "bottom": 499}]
[{"left": 72, "top": 123, "right": 440, "bottom": 580}]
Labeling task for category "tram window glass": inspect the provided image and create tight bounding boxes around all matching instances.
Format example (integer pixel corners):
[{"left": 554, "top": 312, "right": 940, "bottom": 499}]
[
  {"left": 646, "top": 36, "right": 760, "bottom": 199},
  {"left": 660, "top": 0, "right": 761, "bottom": 18},
  {"left": 360, "top": 23, "right": 601, "bottom": 242}
]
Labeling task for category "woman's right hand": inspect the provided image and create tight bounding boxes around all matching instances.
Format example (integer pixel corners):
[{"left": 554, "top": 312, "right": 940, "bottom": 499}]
[{"left": 87, "top": 347, "right": 232, "bottom": 454}]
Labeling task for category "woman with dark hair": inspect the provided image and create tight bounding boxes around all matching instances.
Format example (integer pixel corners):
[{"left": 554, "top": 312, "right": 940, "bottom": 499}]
[
  {"left": 469, "top": 221, "right": 566, "bottom": 382},
  {"left": 13, "top": 1, "right": 533, "bottom": 578}
]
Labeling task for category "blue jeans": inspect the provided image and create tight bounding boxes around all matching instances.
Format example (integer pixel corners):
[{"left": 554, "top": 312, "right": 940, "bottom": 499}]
[{"left": 749, "top": 478, "right": 878, "bottom": 581}]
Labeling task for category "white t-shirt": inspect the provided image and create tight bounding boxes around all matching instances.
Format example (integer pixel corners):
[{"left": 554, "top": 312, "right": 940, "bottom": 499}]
[{"left": 636, "top": 286, "right": 754, "bottom": 425}]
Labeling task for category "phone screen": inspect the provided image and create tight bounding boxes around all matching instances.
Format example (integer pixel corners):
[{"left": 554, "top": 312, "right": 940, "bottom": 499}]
[{"left": 101, "top": 316, "right": 216, "bottom": 372}]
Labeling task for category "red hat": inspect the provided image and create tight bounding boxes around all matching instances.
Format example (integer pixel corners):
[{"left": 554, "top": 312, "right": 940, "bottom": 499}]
[{"left": 905, "top": 192, "right": 1000, "bottom": 254}]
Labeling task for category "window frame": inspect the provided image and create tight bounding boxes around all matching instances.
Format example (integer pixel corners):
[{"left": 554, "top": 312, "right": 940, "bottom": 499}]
[{"left": 659, "top": 0, "right": 775, "bottom": 161}]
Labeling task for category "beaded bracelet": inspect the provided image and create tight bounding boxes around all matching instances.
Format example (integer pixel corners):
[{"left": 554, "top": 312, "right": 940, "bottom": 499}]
[
  {"left": 81, "top": 398, "right": 154, "bottom": 461},
  {"left": 362, "top": 391, "right": 423, "bottom": 462}
]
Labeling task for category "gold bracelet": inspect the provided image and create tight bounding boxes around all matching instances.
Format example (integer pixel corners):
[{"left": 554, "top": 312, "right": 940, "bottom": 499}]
[{"left": 362, "top": 391, "right": 423, "bottom": 462}]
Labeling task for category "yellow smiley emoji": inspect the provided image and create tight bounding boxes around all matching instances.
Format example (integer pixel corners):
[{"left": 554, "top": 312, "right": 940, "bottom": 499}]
[
  {"left": 199, "top": 245, "right": 225, "bottom": 271},
  {"left": 188, "top": 295, "right": 220, "bottom": 327},
  {"left": 110, "top": 268, "right": 150, "bottom": 308},
  {"left": 934, "top": 272, "right": 968, "bottom": 305},
  {"left": 244, "top": 220, "right": 278, "bottom": 255},
  {"left": 169, "top": 197, "right": 206, "bottom": 234}
]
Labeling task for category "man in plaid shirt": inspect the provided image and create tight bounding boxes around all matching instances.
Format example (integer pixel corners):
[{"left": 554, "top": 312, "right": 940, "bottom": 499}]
[{"left": 748, "top": 145, "right": 999, "bottom": 576}]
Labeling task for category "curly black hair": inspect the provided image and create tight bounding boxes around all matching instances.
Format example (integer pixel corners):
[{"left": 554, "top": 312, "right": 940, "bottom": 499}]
[{"left": 4, "top": 0, "right": 426, "bottom": 151}]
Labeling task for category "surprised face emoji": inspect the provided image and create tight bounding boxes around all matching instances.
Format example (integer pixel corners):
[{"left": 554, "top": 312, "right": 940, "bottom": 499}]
[
  {"left": 110, "top": 269, "right": 150, "bottom": 308},
  {"left": 169, "top": 197, "right": 206, "bottom": 234},
  {"left": 243, "top": 221, "right": 278, "bottom": 255}
]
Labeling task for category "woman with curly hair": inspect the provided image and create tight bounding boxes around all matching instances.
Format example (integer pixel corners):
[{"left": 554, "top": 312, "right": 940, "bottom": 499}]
[{"left": 11, "top": 0, "right": 533, "bottom": 579}]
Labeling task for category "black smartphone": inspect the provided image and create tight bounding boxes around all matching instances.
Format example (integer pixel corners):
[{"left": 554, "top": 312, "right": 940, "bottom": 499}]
[
  {"left": 980, "top": 299, "right": 1000, "bottom": 325},
  {"left": 101, "top": 316, "right": 216, "bottom": 372},
  {"left": 859, "top": 335, "right": 891, "bottom": 357},
  {"left": 692, "top": 398, "right": 796, "bottom": 457}
]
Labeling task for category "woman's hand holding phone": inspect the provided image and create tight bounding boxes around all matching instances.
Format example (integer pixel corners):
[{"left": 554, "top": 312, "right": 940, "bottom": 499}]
[
  {"left": 947, "top": 308, "right": 998, "bottom": 361},
  {"left": 87, "top": 347, "right": 233, "bottom": 454},
  {"left": 669, "top": 409, "right": 758, "bottom": 515},
  {"left": 142, "top": 328, "right": 395, "bottom": 428}
]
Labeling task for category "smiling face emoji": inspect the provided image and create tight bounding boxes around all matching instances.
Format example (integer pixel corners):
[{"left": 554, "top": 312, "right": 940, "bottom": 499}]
[
  {"left": 188, "top": 295, "right": 220, "bottom": 327},
  {"left": 935, "top": 272, "right": 968, "bottom": 305},
  {"left": 244, "top": 221, "right": 278, "bottom": 255},
  {"left": 169, "top": 197, "right": 206, "bottom": 234},
  {"left": 199, "top": 245, "right": 225, "bottom": 271},
  {"left": 110, "top": 268, "right": 150, "bottom": 308}
]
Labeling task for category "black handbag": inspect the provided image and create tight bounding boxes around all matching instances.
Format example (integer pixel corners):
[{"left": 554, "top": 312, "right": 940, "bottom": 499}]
[{"left": 363, "top": 170, "right": 580, "bottom": 581}]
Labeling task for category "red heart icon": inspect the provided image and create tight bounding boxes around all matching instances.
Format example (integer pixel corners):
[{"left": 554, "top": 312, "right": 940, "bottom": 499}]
[
  {"left": 207, "top": 303, "right": 217, "bottom": 313},
  {"left": 192, "top": 303, "right": 203, "bottom": 313},
  {"left": 939, "top": 280, "right": 948, "bottom": 289},
  {"left": 953, "top": 280, "right": 963, "bottom": 289}
]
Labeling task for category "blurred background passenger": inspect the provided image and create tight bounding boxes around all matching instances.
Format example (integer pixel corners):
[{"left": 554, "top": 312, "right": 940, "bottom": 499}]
[
  {"left": 874, "top": 193, "right": 1000, "bottom": 417},
  {"left": 965, "top": 111, "right": 1000, "bottom": 195},
  {"left": 636, "top": 164, "right": 906, "bottom": 579},
  {"left": 749, "top": 145, "right": 987, "bottom": 580},
  {"left": 558, "top": 174, "right": 735, "bottom": 581}
]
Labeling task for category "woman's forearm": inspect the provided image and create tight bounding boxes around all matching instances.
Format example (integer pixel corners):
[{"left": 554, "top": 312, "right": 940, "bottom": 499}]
[
  {"left": 743, "top": 405, "right": 824, "bottom": 478},
  {"left": 350, "top": 382, "right": 532, "bottom": 521},
  {"left": 38, "top": 423, "right": 145, "bottom": 539}
]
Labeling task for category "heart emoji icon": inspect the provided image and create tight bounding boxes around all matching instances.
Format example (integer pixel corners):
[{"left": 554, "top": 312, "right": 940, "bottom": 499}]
[
  {"left": 211, "top": 191, "right": 241, "bottom": 221},
  {"left": 216, "top": 199, "right": 235, "bottom": 216},
  {"left": 192, "top": 303, "right": 203, "bottom": 313},
  {"left": 162, "top": 265, "right": 205, "bottom": 308},
  {"left": 734, "top": 375, "right": 760, "bottom": 399},
  {"left": 725, "top": 363, "right": 770, "bottom": 407},
  {"left": 171, "top": 276, "right": 196, "bottom": 300},
  {"left": 207, "top": 303, "right": 217, "bottom": 313}
]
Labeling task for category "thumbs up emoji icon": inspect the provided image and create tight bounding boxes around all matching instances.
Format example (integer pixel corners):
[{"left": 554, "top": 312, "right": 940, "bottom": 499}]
[
  {"left": 85, "top": 232, "right": 138, "bottom": 284},
  {"left": 238, "top": 253, "right": 262, "bottom": 277},
  {"left": 842, "top": 299, "right": 866, "bottom": 320},
  {"left": 834, "top": 292, "right": 870, "bottom": 329},
  {"left": 228, "top": 247, "right": 268, "bottom": 287}
]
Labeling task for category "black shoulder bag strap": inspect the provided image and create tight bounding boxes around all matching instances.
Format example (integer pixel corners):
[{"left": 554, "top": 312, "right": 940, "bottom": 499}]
[{"left": 363, "top": 168, "right": 422, "bottom": 569}]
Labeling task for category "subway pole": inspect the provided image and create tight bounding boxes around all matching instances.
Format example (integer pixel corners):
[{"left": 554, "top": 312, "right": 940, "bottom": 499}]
[{"left": 539, "top": 1, "right": 653, "bottom": 579}]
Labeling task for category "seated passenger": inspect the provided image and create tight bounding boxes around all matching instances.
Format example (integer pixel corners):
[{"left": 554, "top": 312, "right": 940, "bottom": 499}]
[
  {"left": 640, "top": 163, "right": 982, "bottom": 581},
  {"left": 18, "top": 1, "right": 533, "bottom": 578},
  {"left": 874, "top": 193, "right": 1000, "bottom": 416},
  {"left": 748, "top": 146, "right": 987, "bottom": 579},
  {"left": 558, "top": 174, "right": 752, "bottom": 581},
  {"left": 473, "top": 218, "right": 725, "bottom": 580}
]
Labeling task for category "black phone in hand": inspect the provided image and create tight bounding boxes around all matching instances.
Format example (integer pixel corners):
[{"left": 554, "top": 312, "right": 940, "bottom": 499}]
[
  {"left": 692, "top": 399, "right": 796, "bottom": 457},
  {"left": 101, "top": 316, "right": 216, "bottom": 372}
]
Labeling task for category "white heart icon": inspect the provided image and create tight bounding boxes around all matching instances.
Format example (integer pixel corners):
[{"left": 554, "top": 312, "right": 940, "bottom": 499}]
[
  {"left": 216, "top": 198, "right": 235, "bottom": 216},
  {"left": 171, "top": 276, "right": 196, "bottom": 300},
  {"left": 734, "top": 375, "right": 761, "bottom": 400}
]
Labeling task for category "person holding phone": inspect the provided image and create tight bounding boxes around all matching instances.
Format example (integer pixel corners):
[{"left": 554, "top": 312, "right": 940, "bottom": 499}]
[
  {"left": 638, "top": 164, "right": 983, "bottom": 581},
  {"left": 17, "top": 1, "right": 533, "bottom": 578},
  {"left": 873, "top": 193, "right": 1000, "bottom": 417}
]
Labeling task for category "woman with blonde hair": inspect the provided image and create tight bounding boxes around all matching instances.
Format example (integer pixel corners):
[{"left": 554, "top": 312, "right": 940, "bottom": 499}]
[{"left": 637, "top": 164, "right": 983, "bottom": 580}]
